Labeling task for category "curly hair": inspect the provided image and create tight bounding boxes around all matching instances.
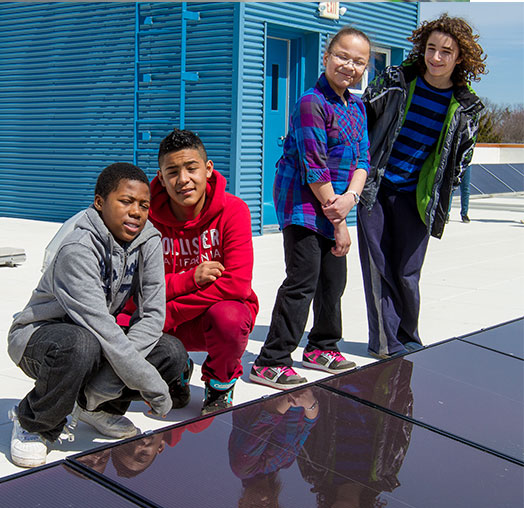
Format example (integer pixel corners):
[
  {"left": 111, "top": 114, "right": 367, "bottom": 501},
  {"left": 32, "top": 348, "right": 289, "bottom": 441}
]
[{"left": 407, "top": 14, "right": 487, "bottom": 87}]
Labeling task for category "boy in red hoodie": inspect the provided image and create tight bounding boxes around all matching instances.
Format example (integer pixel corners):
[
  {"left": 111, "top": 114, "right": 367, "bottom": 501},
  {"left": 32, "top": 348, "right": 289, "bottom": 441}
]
[{"left": 150, "top": 128, "right": 259, "bottom": 415}]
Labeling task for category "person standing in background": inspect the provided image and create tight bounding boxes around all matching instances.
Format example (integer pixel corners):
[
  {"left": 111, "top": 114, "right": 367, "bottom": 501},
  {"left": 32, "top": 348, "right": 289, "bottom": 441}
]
[{"left": 448, "top": 165, "right": 472, "bottom": 223}]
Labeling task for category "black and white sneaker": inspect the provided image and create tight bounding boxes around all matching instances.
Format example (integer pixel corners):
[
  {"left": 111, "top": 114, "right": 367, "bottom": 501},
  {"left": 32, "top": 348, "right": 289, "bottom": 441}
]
[{"left": 201, "top": 379, "right": 236, "bottom": 416}]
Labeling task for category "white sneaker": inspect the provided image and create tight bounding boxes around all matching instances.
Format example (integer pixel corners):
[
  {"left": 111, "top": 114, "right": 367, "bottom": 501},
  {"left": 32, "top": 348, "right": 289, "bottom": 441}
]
[
  {"left": 76, "top": 407, "right": 138, "bottom": 439},
  {"left": 9, "top": 407, "right": 47, "bottom": 468}
]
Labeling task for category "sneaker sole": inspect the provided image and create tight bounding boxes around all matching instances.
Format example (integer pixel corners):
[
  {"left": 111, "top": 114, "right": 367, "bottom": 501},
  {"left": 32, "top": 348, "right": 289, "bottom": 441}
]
[
  {"left": 249, "top": 372, "right": 307, "bottom": 390},
  {"left": 404, "top": 342, "right": 424, "bottom": 353},
  {"left": 302, "top": 360, "right": 356, "bottom": 374},
  {"left": 86, "top": 427, "right": 138, "bottom": 439},
  {"left": 368, "top": 350, "right": 406, "bottom": 360},
  {"left": 78, "top": 417, "right": 138, "bottom": 439},
  {"left": 11, "top": 452, "right": 46, "bottom": 468},
  {"left": 94, "top": 426, "right": 138, "bottom": 439},
  {"left": 201, "top": 403, "right": 232, "bottom": 416}
]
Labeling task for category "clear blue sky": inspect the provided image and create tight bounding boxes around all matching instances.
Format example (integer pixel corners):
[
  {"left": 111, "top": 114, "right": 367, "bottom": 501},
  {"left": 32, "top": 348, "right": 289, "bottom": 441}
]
[{"left": 420, "top": 1, "right": 524, "bottom": 107}]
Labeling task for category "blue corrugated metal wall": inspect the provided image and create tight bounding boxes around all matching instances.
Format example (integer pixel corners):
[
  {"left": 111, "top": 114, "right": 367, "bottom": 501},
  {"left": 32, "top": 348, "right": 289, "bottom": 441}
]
[
  {"left": 135, "top": 2, "right": 237, "bottom": 199},
  {"left": 0, "top": 1, "right": 238, "bottom": 224},
  {"left": 0, "top": 2, "right": 137, "bottom": 221},
  {"left": 134, "top": 2, "right": 183, "bottom": 175},
  {"left": 0, "top": 1, "right": 418, "bottom": 231},
  {"left": 184, "top": 2, "right": 236, "bottom": 186}
]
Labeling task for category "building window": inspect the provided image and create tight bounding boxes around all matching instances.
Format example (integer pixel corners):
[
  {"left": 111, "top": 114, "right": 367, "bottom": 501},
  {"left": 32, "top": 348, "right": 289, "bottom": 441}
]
[
  {"left": 271, "top": 64, "right": 280, "bottom": 110},
  {"left": 349, "top": 46, "right": 391, "bottom": 94}
]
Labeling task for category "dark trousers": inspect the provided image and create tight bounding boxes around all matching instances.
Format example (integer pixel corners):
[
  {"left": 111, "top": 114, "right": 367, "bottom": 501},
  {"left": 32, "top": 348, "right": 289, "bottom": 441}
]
[
  {"left": 17, "top": 322, "right": 187, "bottom": 441},
  {"left": 357, "top": 186, "right": 430, "bottom": 356},
  {"left": 256, "top": 224, "right": 347, "bottom": 367}
]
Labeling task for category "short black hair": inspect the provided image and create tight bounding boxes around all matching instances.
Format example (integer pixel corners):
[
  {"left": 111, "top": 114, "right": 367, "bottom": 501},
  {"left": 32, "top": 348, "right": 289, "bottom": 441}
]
[
  {"left": 158, "top": 128, "right": 207, "bottom": 166},
  {"left": 95, "top": 162, "right": 150, "bottom": 199}
]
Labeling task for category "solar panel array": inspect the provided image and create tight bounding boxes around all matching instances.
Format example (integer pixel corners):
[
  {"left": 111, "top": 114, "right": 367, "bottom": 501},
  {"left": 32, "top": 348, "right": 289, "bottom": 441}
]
[
  {"left": 1, "top": 318, "right": 523, "bottom": 507},
  {"left": 470, "top": 163, "right": 524, "bottom": 195}
]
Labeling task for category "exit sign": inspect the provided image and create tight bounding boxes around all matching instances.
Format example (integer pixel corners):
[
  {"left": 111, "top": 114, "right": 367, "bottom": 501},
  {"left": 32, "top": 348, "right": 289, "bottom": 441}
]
[{"left": 318, "top": 2, "right": 341, "bottom": 20}]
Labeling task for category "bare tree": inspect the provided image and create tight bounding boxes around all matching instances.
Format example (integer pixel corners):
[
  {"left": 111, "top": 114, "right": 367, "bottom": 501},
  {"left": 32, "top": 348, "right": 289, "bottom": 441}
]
[
  {"left": 500, "top": 108, "right": 524, "bottom": 143},
  {"left": 477, "top": 99, "right": 524, "bottom": 143}
]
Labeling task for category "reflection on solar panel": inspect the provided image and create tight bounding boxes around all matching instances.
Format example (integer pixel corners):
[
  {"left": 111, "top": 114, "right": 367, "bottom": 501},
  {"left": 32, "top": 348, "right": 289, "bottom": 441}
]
[
  {"left": 0, "top": 463, "right": 140, "bottom": 507},
  {"left": 1, "top": 319, "right": 523, "bottom": 507},
  {"left": 321, "top": 338, "right": 524, "bottom": 463},
  {"left": 470, "top": 163, "right": 524, "bottom": 195}
]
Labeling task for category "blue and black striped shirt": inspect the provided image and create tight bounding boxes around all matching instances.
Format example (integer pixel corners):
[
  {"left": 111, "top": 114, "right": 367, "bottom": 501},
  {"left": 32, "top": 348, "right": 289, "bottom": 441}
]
[{"left": 383, "top": 77, "right": 453, "bottom": 192}]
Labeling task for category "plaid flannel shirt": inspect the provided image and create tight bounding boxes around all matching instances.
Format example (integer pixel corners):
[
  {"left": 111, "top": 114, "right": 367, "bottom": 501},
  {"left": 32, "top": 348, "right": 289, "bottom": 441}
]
[{"left": 273, "top": 73, "right": 370, "bottom": 239}]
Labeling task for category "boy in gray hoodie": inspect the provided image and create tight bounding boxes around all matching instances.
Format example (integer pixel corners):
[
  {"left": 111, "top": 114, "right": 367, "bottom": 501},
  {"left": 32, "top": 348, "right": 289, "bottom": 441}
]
[{"left": 7, "top": 162, "right": 189, "bottom": 468}]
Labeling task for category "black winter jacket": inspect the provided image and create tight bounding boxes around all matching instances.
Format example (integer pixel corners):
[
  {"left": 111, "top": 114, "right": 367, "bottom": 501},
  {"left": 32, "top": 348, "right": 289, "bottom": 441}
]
[{"left": 361, "top": 62, "right": 484, "bottom": 238}]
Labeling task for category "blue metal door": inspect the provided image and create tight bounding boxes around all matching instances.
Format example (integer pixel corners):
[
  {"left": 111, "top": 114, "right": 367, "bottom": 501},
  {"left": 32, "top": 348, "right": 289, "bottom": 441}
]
[{"left": 263, "top": 37, "right": 290, "bottom": 227}]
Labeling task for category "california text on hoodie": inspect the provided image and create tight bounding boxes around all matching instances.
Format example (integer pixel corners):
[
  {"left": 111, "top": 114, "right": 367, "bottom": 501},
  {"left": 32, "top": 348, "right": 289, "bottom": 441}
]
[
  {"left": 8, "top": 206, "right": 172, "bottom": 416},
  {"left": 149, "top": 169, "right": 259, "bottom": 335}
]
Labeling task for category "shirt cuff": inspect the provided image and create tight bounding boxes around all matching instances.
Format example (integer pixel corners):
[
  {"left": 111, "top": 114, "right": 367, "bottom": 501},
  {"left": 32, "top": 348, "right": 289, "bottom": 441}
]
[{"left": 305, "top": 167, "right": 331, "bottom": 184}]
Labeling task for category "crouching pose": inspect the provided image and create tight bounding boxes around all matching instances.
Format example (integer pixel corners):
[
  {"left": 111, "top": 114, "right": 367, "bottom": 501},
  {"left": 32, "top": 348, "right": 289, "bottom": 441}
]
[
  {"left": 149, "top": 129, "right": 259, "bottom": 415},
  {"left": 8, "top": 162, "right": 188, "bottom": 468}
]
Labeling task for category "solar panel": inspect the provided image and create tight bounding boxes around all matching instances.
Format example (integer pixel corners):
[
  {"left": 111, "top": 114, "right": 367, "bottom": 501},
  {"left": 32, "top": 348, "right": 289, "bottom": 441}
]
[
  {"left": 470, "top": 164, "right": 524, "bottom": 195},
  {"left": 1, "top": 319, "right": 522, "bottom": 507},
  {"left": 0, "top": 463, "right": 142, "bottom": 507},
  {"left": 321, "top": 340, "right": 524, "bottom": 464},
  {"left": 70, "top": 385, "right": 524, "bottom": 508},
  {"left": 459, "top": 318, "right": 524, "bottom": 359}
]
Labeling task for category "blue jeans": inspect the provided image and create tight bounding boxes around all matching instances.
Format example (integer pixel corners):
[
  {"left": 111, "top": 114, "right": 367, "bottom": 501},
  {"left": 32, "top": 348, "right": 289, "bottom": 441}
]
[
  {"left": 448, "top": 166, "right": 471, "bottom": 217},
  {"left": 17, "top": 322, "right": 187, "bottom": 441},
  {"left": 459, "top": 166, "right": 471, "bottom": 217}
]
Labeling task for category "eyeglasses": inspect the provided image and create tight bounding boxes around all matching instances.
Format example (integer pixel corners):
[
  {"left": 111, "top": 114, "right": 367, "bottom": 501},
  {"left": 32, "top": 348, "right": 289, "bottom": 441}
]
[{"left": 330, "top": 53, "right": 367, "bottom": 70}]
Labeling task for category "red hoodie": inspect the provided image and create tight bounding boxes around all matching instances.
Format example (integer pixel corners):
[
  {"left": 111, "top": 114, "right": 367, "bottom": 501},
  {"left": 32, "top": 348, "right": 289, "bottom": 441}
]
[{"left": 149, "top": 169, "right": 259, "bottom": 334}]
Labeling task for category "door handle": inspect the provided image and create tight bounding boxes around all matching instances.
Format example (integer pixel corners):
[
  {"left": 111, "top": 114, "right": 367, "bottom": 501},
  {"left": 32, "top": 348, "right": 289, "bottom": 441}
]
[{"left": 277, "top": 135, "right": 286, "bottom": 147}]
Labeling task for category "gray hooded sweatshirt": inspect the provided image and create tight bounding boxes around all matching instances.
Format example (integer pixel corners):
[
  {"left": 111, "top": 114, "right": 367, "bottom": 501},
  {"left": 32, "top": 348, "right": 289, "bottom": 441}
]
[{"left": 8, "top": 205, "right": 172, "bottom": 416}]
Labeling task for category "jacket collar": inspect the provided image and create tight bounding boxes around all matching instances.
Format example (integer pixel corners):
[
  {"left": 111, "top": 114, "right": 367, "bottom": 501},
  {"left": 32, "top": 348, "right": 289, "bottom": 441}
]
[
  {"left": 399, "top": 61, "right": 420, "bottom": 84},
  {"left": 453, "top": 85, "right": 484, "bottom": 112}
]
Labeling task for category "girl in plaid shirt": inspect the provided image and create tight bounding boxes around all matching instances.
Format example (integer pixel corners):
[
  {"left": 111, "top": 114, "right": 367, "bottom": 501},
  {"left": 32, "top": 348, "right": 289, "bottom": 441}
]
[{"left": 251, "top": 27, "right": 370, "bottom": 389}]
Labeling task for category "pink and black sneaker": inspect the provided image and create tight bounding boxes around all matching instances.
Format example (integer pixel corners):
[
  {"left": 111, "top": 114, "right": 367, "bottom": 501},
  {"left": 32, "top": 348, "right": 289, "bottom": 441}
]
[
  {"left": 303, "top": 349, "right": 356, "bottom": 374},
  {"left": 249, "top": 365, "right": 307, "bottom": 389}
]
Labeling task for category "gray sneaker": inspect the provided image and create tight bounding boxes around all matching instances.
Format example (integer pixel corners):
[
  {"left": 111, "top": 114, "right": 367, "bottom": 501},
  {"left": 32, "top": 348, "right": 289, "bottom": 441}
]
[
  {"left": 76, "top": 407, "right": 138, "bottom": 439},
  {"left": 9, "top": 406, "right": 47, "bottom": 468},
  {"left": 249, "top": 365, "right": 307, "bottom": 389}
]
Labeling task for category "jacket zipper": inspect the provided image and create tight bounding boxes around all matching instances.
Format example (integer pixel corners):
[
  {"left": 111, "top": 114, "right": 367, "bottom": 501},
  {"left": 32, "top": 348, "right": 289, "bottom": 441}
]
[
  {"left": 112, "top": 250, "right": 128, "bottom": 303},
  {"left": 426, "top": 106, "right": 463, "bottom": 229}
]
